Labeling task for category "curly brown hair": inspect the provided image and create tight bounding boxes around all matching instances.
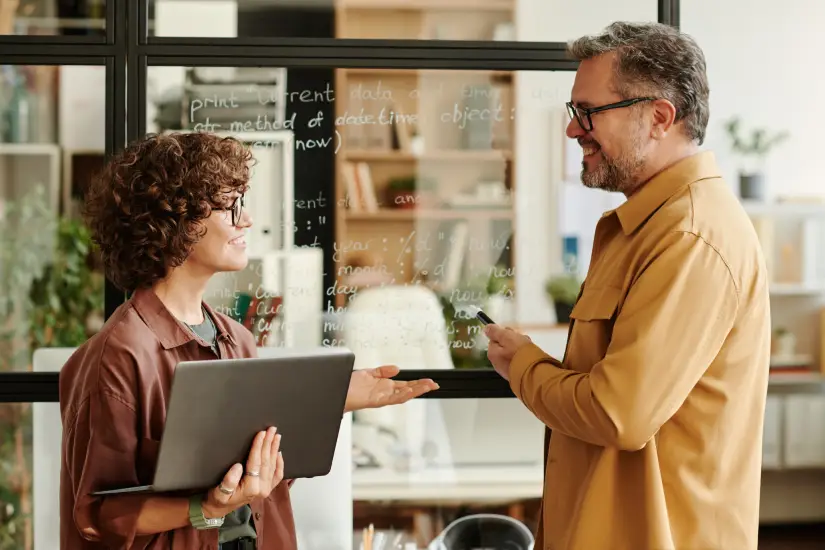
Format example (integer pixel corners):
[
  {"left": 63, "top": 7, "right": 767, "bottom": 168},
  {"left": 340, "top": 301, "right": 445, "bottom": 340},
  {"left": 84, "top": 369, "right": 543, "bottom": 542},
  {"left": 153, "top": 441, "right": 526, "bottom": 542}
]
[{"left": 84, "top": 132, "right": 252, "bottom": 292}]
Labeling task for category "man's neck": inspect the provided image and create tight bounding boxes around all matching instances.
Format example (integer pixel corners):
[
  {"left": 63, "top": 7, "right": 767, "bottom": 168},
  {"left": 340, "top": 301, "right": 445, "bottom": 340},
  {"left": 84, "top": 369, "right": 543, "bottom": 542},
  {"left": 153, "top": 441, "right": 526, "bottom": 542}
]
[
  {"left": 625, "top": 142, "right": 700, "bottom": 198},
  {"left": 151, "top": 268, "right": 212, "bottom": 325}
]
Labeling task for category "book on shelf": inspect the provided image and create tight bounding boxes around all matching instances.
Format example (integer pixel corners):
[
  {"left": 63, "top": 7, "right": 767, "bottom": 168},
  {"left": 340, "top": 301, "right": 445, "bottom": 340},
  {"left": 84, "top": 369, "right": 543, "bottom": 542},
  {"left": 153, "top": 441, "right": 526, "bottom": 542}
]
[{"left": 341, "top": 161, "right": 379, "bottom": 212}]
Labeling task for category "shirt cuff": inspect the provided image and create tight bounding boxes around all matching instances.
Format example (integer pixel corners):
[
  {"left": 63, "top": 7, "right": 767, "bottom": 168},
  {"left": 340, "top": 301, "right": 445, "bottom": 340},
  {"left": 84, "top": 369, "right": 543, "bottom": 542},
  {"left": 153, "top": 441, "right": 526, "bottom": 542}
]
[{"left": 508, "top": 343, "right": 561, "bottom": 400}]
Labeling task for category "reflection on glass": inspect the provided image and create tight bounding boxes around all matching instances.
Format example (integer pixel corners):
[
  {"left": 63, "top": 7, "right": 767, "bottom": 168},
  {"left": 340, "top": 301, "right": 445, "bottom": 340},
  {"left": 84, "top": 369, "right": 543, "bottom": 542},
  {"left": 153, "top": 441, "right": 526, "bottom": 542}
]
[
  {"left": 0, "top": 0, "right": 106, "bottom": 37},
  {"left": 1, "top": 65, "right": 105, "bottom": 550}
]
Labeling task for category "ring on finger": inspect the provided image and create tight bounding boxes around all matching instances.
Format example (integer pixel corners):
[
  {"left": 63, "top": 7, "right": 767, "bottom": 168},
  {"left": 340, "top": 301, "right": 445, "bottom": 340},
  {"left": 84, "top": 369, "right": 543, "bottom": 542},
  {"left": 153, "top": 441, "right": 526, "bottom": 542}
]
[
  {"left": 245, "top": 470, "right": 260, "bottom": 477},
  {"left": 218, "top": 484, "right": 233, "bottom": 495}
]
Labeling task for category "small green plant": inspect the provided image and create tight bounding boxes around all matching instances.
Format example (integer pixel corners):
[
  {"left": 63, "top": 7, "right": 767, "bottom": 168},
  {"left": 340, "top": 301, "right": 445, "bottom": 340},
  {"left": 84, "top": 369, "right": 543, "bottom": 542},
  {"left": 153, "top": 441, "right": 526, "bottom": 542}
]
[
  {"left": 724, "top": 117, "right": 788, "bottom": 174},
  {"left": 387, "top": 175, "right": 437, "bottom": 191},
  {"left": 545, "top": 274, "right": 581, "bottom": 305}
]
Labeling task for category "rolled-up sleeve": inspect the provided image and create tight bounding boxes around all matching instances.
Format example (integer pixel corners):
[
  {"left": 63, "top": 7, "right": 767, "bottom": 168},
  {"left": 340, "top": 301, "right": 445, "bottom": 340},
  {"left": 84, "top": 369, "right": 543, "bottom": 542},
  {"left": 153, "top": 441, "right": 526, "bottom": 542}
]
[
  {"left": 509, "top": 230, "right": 739, "bottom": 451},
  {"left": 63, "top": 386, "right": 153, "bottom": 547}
]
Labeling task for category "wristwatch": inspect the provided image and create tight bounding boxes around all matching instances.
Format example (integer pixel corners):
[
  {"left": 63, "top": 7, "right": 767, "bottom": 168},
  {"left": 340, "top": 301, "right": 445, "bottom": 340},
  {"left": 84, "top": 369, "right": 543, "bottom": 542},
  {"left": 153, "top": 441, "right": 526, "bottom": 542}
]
[{"left": 188, "top": 494, "right": 225, "bottom": 530}]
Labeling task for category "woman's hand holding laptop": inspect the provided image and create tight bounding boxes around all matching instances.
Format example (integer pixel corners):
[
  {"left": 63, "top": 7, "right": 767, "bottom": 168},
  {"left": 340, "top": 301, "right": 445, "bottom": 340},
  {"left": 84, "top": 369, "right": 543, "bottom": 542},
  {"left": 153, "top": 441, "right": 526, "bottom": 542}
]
[{"left": 201, "top": 426, "right": 284, "bottom": 519}]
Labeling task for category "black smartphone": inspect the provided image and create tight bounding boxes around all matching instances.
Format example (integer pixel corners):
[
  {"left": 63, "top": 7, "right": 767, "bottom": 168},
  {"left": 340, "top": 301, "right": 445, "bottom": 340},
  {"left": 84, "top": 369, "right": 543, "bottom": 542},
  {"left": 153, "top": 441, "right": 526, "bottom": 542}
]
[{"left": 475, "top": 309, "right": 495, "bottom": 325}]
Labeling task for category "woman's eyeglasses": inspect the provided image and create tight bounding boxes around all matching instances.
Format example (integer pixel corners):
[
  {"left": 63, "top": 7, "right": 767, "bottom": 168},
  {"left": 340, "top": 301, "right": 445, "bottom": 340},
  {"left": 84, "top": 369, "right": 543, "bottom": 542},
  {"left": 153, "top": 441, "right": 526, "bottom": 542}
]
[{"left": 214, "top": 194, "right": 245, "bottom": 226}]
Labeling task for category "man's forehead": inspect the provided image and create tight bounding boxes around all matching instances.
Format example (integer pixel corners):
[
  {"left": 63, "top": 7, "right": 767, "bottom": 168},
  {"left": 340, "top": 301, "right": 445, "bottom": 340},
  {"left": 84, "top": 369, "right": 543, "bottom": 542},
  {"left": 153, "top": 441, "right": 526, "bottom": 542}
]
[{"left": 571, "top": 54, "right": 617, "bottom": 104}]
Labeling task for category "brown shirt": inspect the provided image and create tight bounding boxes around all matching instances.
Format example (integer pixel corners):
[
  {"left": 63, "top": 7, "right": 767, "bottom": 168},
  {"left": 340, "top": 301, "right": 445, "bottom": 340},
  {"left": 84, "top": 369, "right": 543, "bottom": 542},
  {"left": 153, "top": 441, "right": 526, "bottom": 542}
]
[
  {"left": 59, "top": 288, "right": 297, "bottom": 550},
  {"left": 510, "top": 152, "right": 771, "bottom": 550}
]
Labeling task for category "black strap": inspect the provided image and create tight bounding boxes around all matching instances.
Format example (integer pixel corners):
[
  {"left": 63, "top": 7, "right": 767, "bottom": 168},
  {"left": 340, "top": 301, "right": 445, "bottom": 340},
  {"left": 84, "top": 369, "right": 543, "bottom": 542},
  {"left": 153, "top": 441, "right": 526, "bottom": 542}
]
[{"left": 219, "top": 538, "right": 256, "bottom": 550}]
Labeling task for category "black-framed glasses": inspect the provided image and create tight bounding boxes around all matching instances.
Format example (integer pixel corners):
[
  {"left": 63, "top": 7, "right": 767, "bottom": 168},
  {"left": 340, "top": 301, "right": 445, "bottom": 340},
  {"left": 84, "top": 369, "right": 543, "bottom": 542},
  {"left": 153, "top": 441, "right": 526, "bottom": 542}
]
[
  {"left": 214, "top": 194, "right": 245, "bottom": 226},
  {"left": 566, "top": 97, "right": 657, "bottom": 132}
]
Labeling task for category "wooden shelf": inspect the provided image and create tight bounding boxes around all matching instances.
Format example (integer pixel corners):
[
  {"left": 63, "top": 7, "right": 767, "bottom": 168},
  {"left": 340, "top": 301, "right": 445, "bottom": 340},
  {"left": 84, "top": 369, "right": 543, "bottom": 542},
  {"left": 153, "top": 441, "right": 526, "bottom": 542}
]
[
  {"left": 345, "top": 208, "right": 513, "bottom": 221},
  {"left": 344, "top": 149, "right": 512, "bottom": 162},
  {"left": 335, "top": 0, "right": 518, "bottom": 311},
  {"left": 769, "top": 372, "right": 825, "bottom": 386},
  {"left": 342, "top": 68, "right": 514, "bottom": 81},
  {"left": 339, "top": 0, "right": 514, "bottom": 11}
]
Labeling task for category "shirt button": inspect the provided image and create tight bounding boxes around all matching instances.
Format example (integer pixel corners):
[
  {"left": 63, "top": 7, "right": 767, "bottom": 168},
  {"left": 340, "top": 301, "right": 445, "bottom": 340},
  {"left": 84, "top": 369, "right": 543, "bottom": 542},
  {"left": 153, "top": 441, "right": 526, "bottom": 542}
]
[{"left": 255, "top": 512, "right": 262, "bottom": 521}]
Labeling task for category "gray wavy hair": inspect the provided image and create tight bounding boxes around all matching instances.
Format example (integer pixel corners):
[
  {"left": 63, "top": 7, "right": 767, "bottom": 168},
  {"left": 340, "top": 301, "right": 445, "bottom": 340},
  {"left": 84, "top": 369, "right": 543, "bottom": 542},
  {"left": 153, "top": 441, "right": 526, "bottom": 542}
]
[{"left": 568, "top": 22, "right": 710, "bottom": 145}]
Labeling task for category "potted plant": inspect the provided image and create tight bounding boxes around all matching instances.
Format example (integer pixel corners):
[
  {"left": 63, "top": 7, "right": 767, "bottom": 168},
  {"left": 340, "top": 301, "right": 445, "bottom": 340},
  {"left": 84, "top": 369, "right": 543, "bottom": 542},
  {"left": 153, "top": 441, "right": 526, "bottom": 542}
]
[
  {"left": 545, "top": 274, "right": 581, "bottom": 324},
  {"left": 385, "top": 176, "right": 437, "bottom": 209},
  {"left": 723, "top": 117, "right": 789, "bottom": 201},
  {"left": 0, "top": 187, "right": 104, "bottom": 549},
  {"left": 772, "top": 327, "right": 796, "bottom": 358}
]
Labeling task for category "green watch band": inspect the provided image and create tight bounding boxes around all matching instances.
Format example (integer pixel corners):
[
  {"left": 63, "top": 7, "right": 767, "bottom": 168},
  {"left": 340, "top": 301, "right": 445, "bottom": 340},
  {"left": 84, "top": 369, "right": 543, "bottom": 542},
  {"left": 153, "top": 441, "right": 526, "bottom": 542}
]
[{"left": 188, "top": 494, "right": 225, "bottom": 530}]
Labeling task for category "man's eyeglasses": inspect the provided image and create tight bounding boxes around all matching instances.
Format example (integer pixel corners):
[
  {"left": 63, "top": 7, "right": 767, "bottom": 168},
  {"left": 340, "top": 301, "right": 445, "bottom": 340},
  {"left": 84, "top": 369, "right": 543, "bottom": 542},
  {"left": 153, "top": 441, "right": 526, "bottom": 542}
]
[
  {"left": 566, "top": 97, "right": 657, "bottom": 132},
  {"left": 214, "top": 194, "right": 245, "bottom": 226}
]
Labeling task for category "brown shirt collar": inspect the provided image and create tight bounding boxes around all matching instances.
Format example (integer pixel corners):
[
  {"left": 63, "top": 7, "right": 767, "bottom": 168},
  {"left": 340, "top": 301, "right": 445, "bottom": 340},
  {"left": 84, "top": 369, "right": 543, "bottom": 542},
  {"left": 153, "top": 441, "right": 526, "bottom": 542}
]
[
  {"left": 131, "top": 287, "right": 238, "bottom": 349},
  {"left": 613, "top": 151, "right": 722, "bottom": 235}
]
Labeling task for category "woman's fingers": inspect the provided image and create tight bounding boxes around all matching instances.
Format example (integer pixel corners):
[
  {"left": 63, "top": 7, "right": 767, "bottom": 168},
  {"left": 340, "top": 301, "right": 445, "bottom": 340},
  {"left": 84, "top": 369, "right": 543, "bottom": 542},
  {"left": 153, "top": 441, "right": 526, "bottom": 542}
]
[
  {"left": 270, "top": 431, "right": 281, "bottom": 468},
  {"left": 273, "top": 451, "right": 285, "bottom": 491},
  {"left": 256, "top": 427, "right": 276, "bottom": 495},
  {"left": 208, "top": 462, "right": 243, "bottom": 511},
  {"left": 242, "top": 430, "right": 266, "bottom": 495}
]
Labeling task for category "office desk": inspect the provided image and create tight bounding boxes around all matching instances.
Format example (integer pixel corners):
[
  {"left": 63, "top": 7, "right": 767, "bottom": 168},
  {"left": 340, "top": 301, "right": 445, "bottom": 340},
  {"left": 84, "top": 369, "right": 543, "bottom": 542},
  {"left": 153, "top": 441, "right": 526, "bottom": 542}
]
[{"left": 353, "top": 464, "right": 543, "bottom": 503}]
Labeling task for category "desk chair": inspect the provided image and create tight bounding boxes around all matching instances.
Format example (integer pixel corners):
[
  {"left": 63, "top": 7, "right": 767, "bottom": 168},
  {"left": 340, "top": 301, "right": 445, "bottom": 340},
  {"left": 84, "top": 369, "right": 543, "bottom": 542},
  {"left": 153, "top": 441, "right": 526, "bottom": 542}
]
[
  {"left": 32, "top": 346, "right": 351, "bottom": 550},
  {"left": 427, "top": 513, "right": 534, "bottom": 550},
  {"left": 342, "top": 285, "right": 454, "bottom": 469}
]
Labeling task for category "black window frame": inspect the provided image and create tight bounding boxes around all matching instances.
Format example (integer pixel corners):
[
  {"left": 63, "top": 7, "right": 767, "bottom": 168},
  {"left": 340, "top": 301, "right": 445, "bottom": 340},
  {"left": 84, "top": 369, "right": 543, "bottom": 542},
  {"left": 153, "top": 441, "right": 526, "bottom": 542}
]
[{"left": 0, "top": 0, "right": 680, "bottom": 403}]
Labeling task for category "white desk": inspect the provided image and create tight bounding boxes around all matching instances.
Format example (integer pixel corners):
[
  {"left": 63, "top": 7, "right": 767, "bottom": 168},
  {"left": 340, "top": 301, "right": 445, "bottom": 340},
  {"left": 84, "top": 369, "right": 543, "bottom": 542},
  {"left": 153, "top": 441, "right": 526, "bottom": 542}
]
[{"left": 353, "top": 465, "right": 543, "bottom": 504}]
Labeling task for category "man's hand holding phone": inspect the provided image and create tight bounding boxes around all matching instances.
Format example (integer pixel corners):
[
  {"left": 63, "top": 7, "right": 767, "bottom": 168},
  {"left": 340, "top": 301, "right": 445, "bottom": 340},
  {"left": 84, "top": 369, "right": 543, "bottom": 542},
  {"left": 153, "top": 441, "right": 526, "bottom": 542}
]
[{"left": 477, "top": 308, "right": 532, "bottom": 381}]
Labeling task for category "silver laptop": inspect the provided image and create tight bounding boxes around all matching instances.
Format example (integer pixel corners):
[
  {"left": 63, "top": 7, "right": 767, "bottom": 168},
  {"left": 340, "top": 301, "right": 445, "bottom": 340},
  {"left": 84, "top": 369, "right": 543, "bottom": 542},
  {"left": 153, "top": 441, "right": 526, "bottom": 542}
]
[{"left": 92, "top": 347, "right": 355, "bottom": 495}]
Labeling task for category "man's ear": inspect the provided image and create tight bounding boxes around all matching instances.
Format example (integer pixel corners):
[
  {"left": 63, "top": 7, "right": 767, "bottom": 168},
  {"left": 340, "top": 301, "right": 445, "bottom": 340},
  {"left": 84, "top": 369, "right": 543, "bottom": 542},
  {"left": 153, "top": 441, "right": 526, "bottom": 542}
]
[{"left": 651, "top": 98, "right": 677, "bottom": 139}]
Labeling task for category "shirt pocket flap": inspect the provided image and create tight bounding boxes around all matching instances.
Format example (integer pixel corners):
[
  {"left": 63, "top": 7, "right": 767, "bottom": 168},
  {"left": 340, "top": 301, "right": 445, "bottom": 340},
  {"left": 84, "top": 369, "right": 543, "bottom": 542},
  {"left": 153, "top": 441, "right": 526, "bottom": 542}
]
[{"left": 570, "top": 285, "right": 622, "bottom": 321}]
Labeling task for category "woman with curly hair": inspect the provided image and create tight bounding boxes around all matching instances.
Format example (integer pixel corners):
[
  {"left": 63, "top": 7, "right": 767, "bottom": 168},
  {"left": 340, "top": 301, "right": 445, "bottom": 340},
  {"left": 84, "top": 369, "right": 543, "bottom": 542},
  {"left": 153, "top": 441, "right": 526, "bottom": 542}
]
[{"left": 59, "top": 132, "right": 438, "bottom": 550}]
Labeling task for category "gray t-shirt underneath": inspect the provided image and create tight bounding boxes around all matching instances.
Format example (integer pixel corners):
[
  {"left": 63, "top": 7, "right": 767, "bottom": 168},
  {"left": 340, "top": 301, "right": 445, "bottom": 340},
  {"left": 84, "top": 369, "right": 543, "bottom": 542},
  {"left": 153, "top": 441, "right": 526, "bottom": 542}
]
[{"left": 186, "top": 310, "right": 256, "bottom": 544}]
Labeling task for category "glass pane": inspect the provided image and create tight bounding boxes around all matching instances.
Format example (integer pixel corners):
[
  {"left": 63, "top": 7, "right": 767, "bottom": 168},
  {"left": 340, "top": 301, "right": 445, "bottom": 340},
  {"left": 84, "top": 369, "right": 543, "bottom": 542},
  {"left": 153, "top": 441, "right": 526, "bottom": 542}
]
[
  {"left": 0, "top": 403, "right": 32, "bottom": 550},
  {"left": 147, "top": 0, "right": 656, "bottom": 42},
  {"left": 147, "top": 65, "right": 583, "bottom": 358},
  {"left": 2, "top": 62, "right": 106, "bottom": 544},
  {"left": 0, "top": 0, "right": 106, "bottom": 37},
  {"left": 1, "top": 63, "right": 107, "bottom": 367}
]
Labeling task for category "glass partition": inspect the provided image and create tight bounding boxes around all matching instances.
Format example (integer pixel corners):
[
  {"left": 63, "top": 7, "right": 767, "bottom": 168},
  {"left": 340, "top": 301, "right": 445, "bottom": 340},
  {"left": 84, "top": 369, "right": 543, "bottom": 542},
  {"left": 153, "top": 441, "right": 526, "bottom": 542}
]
[{"left": 146, "top": 65, "right": 596, "bottom": 368}]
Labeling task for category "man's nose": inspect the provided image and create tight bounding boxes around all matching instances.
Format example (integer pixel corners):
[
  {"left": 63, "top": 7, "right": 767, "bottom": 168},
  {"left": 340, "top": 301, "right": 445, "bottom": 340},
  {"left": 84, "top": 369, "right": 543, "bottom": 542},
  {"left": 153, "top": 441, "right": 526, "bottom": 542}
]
[{"left": 566, "top": 117, "right": 586, "bottom": 139}]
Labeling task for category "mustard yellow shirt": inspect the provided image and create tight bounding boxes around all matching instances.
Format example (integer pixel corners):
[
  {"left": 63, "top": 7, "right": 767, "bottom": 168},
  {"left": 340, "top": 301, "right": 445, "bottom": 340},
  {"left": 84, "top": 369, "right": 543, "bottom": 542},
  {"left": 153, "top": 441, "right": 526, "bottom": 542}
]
[{"left": 510, "top": 152, "right": 771, "bottom": 550}]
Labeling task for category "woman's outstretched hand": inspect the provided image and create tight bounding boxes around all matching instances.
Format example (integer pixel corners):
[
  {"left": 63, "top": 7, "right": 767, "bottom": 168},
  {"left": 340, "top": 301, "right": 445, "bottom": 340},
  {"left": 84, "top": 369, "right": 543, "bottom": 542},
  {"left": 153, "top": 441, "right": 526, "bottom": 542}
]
[{"left": 344, "top": 365, "right": 439, "bottom": 412}]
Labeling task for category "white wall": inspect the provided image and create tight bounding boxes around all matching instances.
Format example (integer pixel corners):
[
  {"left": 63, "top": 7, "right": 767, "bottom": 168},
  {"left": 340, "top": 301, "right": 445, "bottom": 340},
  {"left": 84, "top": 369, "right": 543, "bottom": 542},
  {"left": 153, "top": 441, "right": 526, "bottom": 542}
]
[
  {"left": 682, "top": 0, "right": 821, "bottom": 200},
  {"left": 512, "top": 0, "right": 655, "bottom": 323}
]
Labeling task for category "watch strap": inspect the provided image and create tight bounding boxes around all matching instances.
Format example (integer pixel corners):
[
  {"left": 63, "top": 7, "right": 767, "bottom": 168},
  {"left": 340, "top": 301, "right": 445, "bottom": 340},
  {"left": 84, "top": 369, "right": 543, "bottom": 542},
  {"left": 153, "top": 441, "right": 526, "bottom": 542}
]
[{"left": 188, "top": 494, "right": 225, "bottom": 530}]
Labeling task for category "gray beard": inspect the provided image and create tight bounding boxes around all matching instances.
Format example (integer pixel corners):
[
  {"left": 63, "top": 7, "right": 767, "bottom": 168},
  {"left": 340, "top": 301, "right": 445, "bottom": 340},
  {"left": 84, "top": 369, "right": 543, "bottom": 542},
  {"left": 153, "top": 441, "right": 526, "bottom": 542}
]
[{"left": 581, "top": 148, "right": 645, "bottom": 194}]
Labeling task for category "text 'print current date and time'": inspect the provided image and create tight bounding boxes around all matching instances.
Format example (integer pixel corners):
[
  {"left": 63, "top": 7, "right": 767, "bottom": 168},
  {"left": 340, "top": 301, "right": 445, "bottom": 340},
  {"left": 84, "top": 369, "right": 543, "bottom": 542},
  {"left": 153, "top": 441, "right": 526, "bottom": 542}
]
[{"left": 188, "top": 81, "right": 514, "bottom": 153}]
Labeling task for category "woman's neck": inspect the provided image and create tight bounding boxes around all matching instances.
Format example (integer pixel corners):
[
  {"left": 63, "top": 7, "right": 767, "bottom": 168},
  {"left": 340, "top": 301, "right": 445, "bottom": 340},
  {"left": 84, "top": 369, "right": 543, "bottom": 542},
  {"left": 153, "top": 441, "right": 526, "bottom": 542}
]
[{"left": 151, "top": 269, "right": 211, "bottom": 325}]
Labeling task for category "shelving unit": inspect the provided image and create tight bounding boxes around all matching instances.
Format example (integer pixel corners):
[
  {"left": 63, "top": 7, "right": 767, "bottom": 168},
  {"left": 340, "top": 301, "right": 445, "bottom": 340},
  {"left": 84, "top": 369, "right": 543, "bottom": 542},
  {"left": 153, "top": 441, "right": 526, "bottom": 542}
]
[
  {"left": 743, "top": 198, "right": 825, "bottom": 377},
  {"left": 333, "top": 0, "right": 518, "bottom": 312}
]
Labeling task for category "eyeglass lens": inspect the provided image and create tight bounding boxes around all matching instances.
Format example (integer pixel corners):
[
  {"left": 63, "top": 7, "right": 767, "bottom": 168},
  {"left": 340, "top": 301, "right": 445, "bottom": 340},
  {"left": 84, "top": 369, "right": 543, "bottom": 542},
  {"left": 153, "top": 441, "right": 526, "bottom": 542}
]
[
  {"left": 232, "top": 195, "right": 244, "bottom": 226},
  {"left": 566, "top": 103, "right": 592, "bottom": 131}
]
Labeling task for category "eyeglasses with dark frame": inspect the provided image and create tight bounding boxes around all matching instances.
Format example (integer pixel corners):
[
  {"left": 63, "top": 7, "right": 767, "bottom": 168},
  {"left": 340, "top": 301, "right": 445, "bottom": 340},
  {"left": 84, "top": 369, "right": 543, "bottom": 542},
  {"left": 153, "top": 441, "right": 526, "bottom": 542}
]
[
  {"left": 213, "top": 194, "right": 245, "bottom": 226},
  {"left": 566, "top": 97, "right": 657, "bottom": 132}
]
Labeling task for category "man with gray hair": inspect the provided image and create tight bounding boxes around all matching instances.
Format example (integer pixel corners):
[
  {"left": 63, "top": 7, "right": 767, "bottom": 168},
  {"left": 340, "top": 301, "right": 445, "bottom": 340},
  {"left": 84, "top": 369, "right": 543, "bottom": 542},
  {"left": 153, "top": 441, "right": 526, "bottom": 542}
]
[{"left": 484, "top": 21, "right": 770, "bottom": 550}]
